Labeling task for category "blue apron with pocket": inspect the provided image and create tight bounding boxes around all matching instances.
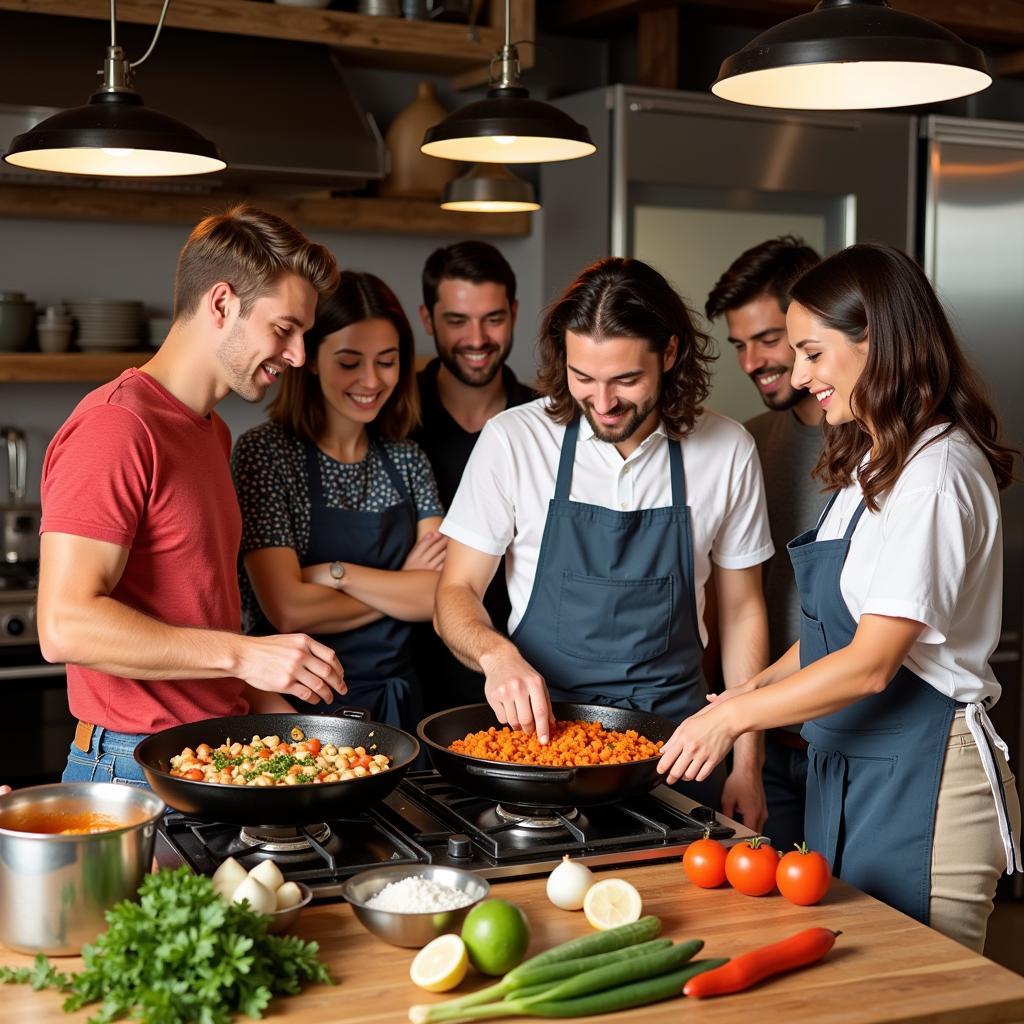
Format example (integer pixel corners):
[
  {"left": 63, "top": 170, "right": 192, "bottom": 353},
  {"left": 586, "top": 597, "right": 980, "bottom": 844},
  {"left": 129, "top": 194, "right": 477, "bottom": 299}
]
[
  {"left": 788, "top": 493, "right": 961, "bottom": 923},
  {"left": 510, "top": 416, "right": 723, "bottom": 806}
]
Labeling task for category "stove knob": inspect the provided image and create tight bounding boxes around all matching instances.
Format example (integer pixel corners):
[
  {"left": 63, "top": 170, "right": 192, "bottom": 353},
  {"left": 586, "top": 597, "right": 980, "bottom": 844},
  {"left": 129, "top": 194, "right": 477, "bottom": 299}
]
[
  {"left": 4, "top": 615, "right": 25, "bottom": 637},
  {"left": 447, "top": 833, "right": 472, "bottom": 859}
]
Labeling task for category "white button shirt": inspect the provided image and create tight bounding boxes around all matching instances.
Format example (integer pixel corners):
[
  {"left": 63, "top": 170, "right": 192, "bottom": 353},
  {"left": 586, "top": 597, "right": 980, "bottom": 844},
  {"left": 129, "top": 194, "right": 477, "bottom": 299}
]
[{"left": 441, "top": 398, "right": 773, "bottom": 643}]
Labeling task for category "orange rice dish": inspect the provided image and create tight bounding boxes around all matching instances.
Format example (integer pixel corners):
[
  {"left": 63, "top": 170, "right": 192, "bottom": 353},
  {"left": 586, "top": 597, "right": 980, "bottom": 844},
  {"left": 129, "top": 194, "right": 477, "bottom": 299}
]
[{"left": 448, "top": 719, "right": 663, "bottom": 767}]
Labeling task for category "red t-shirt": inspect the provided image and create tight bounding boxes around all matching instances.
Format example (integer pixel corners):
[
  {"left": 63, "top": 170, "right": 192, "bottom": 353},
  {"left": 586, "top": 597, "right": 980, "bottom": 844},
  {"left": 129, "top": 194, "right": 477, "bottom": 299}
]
[{"left": 40, "top": 369, "right": 249, "bottom": 732}]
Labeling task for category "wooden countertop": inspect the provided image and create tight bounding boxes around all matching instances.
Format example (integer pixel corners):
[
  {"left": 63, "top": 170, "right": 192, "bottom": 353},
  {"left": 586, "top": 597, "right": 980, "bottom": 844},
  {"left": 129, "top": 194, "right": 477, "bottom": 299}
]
[{"left": 3, "top": 860, "right": 1023, "bottom": 1024}]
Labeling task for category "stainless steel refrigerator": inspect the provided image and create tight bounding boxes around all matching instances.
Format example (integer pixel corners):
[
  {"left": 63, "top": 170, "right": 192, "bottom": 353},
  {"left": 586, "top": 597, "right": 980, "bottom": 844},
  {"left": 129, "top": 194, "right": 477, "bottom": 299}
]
[{"left": 922, "top": 117, "right": 1024, "bottom": 895}]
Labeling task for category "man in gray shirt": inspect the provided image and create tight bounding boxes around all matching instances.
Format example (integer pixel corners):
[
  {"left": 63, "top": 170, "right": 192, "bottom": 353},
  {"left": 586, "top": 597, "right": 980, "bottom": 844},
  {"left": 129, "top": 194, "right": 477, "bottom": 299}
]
[{"left": 706, "top": 236, "right": 822, "bottom": 853}]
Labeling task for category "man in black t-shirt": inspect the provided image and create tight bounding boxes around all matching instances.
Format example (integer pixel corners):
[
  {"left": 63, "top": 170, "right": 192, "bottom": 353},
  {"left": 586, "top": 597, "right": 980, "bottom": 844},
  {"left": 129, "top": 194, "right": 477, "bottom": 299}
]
[{"left": 411, "top": 241, "right": 534, "bottom": 712}]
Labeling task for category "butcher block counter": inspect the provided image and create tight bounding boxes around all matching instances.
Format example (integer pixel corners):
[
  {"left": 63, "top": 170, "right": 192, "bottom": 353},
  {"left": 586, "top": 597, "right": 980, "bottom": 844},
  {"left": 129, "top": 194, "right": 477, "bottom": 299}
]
[{"left": 2, "top": 859, "right": 1023, "bottom": 1024}]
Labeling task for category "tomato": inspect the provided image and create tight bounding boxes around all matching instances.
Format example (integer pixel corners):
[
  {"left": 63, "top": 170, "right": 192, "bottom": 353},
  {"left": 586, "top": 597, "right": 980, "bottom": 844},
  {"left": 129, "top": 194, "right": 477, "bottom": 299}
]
[
  {"left": 682, "top": 836, "right": 728, "bottom": 888},
  {"left": 257, "top": 747, "right": 272, "bottom": 760},
  {"left": 183, "top": 768, "right": 204, "bottom": 782},
  {"left": 306, "top": 738, "right": 322, "bottom": 757},
  {"left": 776, "top": 843, "right": 832, "bottom": 906},
  {"left": 725, "top": 837, "right": 780, "bottom": 896}
]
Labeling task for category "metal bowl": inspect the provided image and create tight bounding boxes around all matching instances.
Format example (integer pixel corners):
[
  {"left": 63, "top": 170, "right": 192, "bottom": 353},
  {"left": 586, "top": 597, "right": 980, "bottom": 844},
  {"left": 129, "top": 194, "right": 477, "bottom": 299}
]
[
  {"left": 341, "top": 864, "right": 490, "bottom": 948},
  {"left": 264, "top": 880, "right": 313, "bottom": 935},
  {"left": 0, "top": 783, "right": 165, "bottom": 955}
]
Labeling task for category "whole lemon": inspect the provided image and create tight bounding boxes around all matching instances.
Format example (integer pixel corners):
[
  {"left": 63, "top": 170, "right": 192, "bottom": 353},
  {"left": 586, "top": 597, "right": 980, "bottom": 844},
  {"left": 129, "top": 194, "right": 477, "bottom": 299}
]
[{"left": 460, "top": 899, "right": 530, "bottom": 976}]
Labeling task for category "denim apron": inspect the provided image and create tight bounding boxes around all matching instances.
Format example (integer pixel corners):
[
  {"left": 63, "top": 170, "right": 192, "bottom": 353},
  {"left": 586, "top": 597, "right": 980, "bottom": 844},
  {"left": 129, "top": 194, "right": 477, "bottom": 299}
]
[
  {"left": 290, "top": 439, "right": 424, "bottom": 736},
  {"left": 788, "top": 492, "right": 963, "bottom": 924},
  {"left": 510, "top": 416, "right": 722, "bottom": 805}
]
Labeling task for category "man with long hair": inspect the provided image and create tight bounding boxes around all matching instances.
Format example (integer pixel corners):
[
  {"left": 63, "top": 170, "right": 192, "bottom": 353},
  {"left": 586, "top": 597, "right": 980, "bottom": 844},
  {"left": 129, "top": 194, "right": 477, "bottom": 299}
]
[
  {"left": 435, "top": 257, "right": 773, "bottom": 818},
  {"left": 706, "top": 236, "right": 822, "bottom": 849},
  {"left": 37, "top": 205, "right": 346, "bottom": 787}
]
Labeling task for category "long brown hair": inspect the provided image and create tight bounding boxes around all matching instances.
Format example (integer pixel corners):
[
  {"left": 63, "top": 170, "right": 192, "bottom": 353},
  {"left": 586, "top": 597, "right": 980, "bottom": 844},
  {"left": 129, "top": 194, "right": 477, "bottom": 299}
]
[
  {"left": 269, "top": 270, "right": 420, "bottom": 443},
  {"left": 790, "top": 244, "right": 1017, "bottom": 510},
  {"left": 537, "top": 257, "right": 715, "bottom": 438}
]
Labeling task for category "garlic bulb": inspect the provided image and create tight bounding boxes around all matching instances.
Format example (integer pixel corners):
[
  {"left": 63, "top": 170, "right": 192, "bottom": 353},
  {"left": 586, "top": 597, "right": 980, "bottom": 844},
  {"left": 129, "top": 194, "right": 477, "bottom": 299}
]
[
  {"left": 546, "top": 855, "right": 595, "bottom": 910},
  {"left": 231, "top": 876, "right": 275, "bottom": 915},
  {"left": 248, "top": 859, "right": 285, "bottom": 893},
  {"left": 275, "top": 881, "right": 305, "bottom": 911},
  {"left": 211, "top": 856, "right": 248, "bottom": 899}
]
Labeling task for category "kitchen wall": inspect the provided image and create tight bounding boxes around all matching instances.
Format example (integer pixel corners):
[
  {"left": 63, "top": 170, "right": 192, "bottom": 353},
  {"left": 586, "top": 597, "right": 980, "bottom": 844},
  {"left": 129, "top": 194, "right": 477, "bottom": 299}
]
[{"left": 0, "top": 212, "right": 545, "bottom": 500}]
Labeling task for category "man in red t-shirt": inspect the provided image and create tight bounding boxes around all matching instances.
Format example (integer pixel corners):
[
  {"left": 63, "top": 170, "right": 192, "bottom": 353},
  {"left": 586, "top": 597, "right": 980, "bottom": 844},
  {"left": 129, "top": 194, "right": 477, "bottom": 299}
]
[{"left": 38, "top": 206, "right": 347, "bottom": 787}]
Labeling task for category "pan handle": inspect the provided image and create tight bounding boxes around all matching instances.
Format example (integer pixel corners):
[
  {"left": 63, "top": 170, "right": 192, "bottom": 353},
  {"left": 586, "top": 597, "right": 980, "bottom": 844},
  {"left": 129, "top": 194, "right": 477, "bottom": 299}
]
[
  {"left": 466, "top": 764, "right": 576, "bottom": 782},
  {"left": 329, "top": 706, "right": 372, "bottom": 721}
]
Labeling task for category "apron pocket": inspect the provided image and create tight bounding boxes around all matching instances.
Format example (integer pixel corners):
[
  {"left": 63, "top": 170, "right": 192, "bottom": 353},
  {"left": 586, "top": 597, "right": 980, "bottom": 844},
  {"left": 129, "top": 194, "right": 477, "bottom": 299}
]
[
  {"left": 799, "top": 611, "right": 830, "bottom": 663},
  {"left": 556, "top": 571, "right": 673, "bottom": 663}
]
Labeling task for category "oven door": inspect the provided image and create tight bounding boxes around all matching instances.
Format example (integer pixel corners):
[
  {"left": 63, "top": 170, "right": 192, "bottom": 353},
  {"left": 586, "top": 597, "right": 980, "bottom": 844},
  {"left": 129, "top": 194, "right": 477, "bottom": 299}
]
[{"left": 0, "top": 645, "right": 72, "bottom": 786}]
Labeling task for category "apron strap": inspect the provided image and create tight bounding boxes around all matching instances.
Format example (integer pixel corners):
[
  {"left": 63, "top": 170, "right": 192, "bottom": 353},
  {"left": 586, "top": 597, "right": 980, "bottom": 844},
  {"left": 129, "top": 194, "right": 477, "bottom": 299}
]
[
  {"left": 669, "top": 438, "right": 686, "bottom": 506},
  {"left": 555, "top": 417, "right": 581, "bottom": 500},
  {"left": 370, "top": 436, "right": 414, "bottom": 505},
  {"left": 842, "top": 498, "right": 868, "bottom": 541},
  {"left": 812, "top": 491, "right": 841, "bottom": 533},
  {"left": 303, "top": 440, "right": 325, "bottom": 506}
]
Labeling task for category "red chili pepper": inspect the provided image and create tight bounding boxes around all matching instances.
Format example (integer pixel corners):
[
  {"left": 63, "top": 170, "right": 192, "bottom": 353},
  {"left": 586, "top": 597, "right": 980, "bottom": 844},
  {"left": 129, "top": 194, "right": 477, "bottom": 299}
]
[{"left": 683, "top": 927, "right": 840, "bottom": 998}]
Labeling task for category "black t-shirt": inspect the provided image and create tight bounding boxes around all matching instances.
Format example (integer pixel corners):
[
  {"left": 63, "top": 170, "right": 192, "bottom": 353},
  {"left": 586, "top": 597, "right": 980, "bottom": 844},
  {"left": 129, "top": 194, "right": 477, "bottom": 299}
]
[{"left": 411, "top": 358, "right": 535, "bottom": 712}]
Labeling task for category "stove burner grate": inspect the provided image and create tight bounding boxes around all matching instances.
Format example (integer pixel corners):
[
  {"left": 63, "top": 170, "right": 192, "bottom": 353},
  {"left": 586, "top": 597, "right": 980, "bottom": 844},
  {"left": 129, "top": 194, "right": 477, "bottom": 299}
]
[
  {"left": 493, "top": 804, "right": 580, "bottom": 831},
  {"left": 236, "top": 823, "right": 332, "bottom": 854}
]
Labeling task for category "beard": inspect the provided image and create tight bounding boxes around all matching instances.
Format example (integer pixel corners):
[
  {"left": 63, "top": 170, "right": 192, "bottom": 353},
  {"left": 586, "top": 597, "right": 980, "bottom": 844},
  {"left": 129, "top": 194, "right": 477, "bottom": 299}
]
[
  {"left": 750, "top": 366, "right": 803, "bottom": 412},
  {"left": 215, "top": 320, "right": 264, "bottom": 403},
  {"left": 581, "top": 392, "right": 659, "bottom": 444},
  {"left": 435, "top": 328, "right": 513, "bottom": 388}
]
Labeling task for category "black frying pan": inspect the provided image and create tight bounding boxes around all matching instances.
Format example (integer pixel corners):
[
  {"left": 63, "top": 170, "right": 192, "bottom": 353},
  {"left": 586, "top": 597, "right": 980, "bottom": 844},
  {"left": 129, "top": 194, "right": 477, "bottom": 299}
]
[
  {"left": 417, "top": 702, "right": 675, "bottom": 808},
  {"left": 134, "top": 709, "right": 419, "bottom": 825}
]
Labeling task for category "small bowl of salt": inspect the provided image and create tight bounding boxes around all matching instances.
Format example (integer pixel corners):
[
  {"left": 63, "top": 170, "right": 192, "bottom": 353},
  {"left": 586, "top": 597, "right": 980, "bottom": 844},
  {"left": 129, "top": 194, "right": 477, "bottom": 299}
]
[{"left": 342, "top": 864, "right": 490, "bottom": 947}]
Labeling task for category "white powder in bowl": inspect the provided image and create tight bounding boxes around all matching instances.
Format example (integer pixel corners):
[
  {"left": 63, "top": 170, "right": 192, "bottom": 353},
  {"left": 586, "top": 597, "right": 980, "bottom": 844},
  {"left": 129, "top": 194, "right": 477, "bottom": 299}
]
[{"left": 365, "top": 875, "right": 476, "bottom": 913}]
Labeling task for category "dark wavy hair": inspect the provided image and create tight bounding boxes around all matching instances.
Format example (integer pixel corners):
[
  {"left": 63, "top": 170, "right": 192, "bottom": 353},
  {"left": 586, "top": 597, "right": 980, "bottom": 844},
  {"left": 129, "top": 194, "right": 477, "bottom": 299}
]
[
  {"left": 705, "top": 235, "right": 820, "bottom": 321},
  {"left": 421, "top": 240, "right": 517, "bottom": 314},
  {"left": 538, "top": 257, "right": 715, "bottom": 439},
  {"left": 790, "top": 244, "right": 1017, "bottom": 511},
  {"left": 269, "top": 270, "right": 419, "bottom": 443}
]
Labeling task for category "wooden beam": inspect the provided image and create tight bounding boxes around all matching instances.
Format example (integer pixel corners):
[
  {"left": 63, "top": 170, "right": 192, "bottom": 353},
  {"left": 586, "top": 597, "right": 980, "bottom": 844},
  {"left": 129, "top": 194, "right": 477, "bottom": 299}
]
[
  {"left": 0, "top": 184, "right": 531, "bottom": 237},
  {"left": 994, "top": 49, "right": 1024, "bottom": 76},
  {"left": 637, "top": 5, "right": 679, "bottom": 89},
  {"left": 556, "top": 0, "right": 1024, "bottom": 46}
]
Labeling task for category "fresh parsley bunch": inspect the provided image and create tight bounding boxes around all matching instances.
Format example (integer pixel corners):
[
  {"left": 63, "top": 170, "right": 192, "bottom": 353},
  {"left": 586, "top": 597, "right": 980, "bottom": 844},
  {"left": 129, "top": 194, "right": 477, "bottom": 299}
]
[{"left": 0, "top": 867, "right": 331, "bottom": 1024}]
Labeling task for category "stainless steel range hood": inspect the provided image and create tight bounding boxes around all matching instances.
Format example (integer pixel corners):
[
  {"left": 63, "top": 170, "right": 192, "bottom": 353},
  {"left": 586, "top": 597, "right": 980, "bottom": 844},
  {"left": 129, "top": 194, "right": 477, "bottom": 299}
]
[{"left": 0, "top": 13, "right": 386, "bottom": 191}]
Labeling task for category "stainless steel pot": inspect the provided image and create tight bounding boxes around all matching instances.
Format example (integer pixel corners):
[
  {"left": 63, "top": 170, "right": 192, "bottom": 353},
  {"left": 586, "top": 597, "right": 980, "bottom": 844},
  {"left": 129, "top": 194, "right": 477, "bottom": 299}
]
[
  {"left": 0, "top": 783, "right": 165, "bottom": 955},
  {"left": 1, "top": 426, "right": 41, "bottom": 565}
]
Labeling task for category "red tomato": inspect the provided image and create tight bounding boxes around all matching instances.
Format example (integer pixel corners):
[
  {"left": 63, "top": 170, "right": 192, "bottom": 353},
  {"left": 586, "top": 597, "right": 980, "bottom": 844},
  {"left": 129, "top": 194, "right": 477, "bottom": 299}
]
[
  {"left": 683, "top": 836, "right": 728, "bottom": 888},
  {"left": 183, "top": 768, "right": 204, "bottom": 782},
  {"left": 776, "top": 843, "right": 832, "bottom": 906},
  {"left": 306, "top": 738, "right": 322, "bottom": 757},
  {"left": 725, "top": 837, "right": 780, "bottom": 896}
]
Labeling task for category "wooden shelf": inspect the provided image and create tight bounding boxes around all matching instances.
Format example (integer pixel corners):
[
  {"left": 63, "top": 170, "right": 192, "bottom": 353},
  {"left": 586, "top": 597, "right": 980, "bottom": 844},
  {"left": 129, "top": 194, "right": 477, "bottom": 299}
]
[
  {"left": 0, "top": 183, "right": 531, "bottom": 236},
  {"left": 0, "top": 0, "right": 534, "bottom": 76},
  {"left": 0, "top": 352, "right": 151, "bottom": 383}
]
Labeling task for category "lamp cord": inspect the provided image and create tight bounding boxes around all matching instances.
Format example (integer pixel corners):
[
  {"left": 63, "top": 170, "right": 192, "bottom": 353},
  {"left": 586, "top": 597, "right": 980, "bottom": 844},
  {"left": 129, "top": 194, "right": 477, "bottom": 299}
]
[{"left": 107, "top": 0, "right": 173, "bottom": 68}]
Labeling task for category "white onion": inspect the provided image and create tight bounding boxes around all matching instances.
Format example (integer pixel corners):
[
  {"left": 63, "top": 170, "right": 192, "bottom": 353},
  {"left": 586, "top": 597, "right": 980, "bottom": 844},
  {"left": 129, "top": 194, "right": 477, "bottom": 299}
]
[
  {"left": 546, "top": 855, "right": 595, "bottom": 910},
  {"left": 231, "top": 876, "right": 276, "bottom": 915},
  {"left": 211, "top": 856, "right": 248, "bottom": 899},
  {"left": 248, "top": 859, "right": 285, "bottom": 893}
]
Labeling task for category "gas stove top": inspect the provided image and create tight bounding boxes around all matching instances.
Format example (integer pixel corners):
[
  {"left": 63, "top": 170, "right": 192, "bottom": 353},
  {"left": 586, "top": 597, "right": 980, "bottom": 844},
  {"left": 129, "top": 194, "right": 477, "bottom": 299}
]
[{"left": 154, "top": 770, "right": 735, "bottom": 901}]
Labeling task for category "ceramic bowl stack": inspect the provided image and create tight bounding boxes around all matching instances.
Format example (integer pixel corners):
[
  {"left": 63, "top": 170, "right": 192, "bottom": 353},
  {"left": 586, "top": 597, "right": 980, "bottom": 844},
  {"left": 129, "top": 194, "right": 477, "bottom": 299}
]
[{"left": 68, "top": 300, "right": 144, "bottom": 352}]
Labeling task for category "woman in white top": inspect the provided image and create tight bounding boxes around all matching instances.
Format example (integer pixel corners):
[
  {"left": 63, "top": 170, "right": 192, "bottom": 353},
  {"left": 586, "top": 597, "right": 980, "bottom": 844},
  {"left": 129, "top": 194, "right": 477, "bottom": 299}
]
[{"left": 657, "top": 243, "right": 1021, "bottom": 951}]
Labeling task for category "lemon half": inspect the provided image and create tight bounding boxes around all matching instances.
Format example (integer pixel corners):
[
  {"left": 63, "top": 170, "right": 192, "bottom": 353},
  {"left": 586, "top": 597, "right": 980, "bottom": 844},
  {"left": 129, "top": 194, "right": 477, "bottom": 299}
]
[
  {"left": 582, "top": 878, "right": 643, "bottom": 930},
  {"left": 410, "top": 933, "right": 469, "bottom": 992}
]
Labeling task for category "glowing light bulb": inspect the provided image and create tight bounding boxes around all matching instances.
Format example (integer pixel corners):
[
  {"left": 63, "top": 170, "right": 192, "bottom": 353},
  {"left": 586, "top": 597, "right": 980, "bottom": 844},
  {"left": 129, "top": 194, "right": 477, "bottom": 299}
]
[{"left": 492, "top": 135, "right": 518, "bottom": 146}]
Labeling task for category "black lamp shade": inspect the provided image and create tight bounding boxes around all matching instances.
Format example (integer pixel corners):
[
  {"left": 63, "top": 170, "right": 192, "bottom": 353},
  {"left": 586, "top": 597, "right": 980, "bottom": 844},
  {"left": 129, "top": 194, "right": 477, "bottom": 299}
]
[
  {"left": 713, "top": 0, "right": 991, "bottom": 110},
  {"left": 4, "top": 90, "right": 226, "bottom": 176},
  {"left": 441, "top": 164, "right": 539, "bottom": 213},
  {"left": 422, "top": 85, "right": 595, "bottom": 164}
]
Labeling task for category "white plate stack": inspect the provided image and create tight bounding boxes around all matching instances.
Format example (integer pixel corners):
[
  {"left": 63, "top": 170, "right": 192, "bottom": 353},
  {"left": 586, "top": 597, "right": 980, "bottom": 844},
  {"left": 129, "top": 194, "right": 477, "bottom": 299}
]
[{"left": 67, "top": 300, "right": 145, "bottom": 351}]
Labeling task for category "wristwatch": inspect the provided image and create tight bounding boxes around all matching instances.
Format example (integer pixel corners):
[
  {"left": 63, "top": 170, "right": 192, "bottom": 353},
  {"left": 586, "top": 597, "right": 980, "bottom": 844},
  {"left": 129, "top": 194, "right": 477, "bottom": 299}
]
[{"left": 329, "top": 561, "right": 345, "bottom": 587}]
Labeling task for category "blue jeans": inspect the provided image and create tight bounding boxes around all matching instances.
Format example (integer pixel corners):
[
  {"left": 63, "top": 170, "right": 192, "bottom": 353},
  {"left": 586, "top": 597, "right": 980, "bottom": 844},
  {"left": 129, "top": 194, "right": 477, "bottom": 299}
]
[
  {"left": 762, "top": 732, "right": 809, "bottom": 853},
  {"left": 62, "top": 725, "right": 153, "bottom": 790}
]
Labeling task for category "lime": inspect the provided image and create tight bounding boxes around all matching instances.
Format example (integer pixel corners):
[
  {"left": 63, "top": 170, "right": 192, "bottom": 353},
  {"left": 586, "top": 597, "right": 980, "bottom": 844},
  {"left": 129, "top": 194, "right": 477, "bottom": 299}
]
[{"left": 460, "top": 899, "right": 530, "bottom": 976}]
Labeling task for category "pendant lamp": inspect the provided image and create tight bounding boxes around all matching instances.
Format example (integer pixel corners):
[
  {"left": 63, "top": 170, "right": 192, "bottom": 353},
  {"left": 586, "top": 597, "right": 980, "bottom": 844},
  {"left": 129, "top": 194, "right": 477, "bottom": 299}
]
[
  {"left": 421, "top": 0, "right": 595, "bottom": 164},
  {"left": 441, "top": 164, "right": 540, "bottom": 213},
  {"left": 4, "top": 0, "right": 225, "bottom": 177},
  {"left": 713, "top": 0, "right": 991, "bottom": 111}
]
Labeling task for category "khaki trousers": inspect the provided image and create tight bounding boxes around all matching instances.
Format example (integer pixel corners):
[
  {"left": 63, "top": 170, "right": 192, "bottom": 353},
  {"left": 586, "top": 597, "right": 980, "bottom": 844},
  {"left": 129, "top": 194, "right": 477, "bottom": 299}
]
[{"left": 930, "top": 710, "right": 1022, "bottom": 952}]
